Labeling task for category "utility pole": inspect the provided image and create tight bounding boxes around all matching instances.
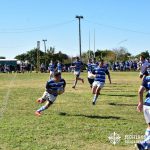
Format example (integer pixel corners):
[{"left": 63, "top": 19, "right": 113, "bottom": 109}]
[
  {"left": 89, "top": 30, "right": 91, "bottom": 58},
  {"left": 94, "top": 29, "right": 95, "bottom": 58},
  {"left": 42, "top": 39, "right": 47, "bottom": 66},
  {"left": 36, "top": 41, "right": 40, "bottom": 73},
  {"left": 75, "top": 15, "right": 83, "bottom": 59}
]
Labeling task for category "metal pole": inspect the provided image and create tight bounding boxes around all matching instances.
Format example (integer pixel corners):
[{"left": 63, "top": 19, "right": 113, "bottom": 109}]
[
  {"left": 76, "top": 15, "right": 83, "bottom": 59},
  {"left": 89, "top": 30, "right": 91, "bottom": 58},
  {"left": 94, "top": 29, "right": 95, "bottom": 58},
  {"left": 37, "top": 41, "right": 40, "bottom": 73},
  {"left": 42, "top": 39, "right": 47, "bottom": 66}
]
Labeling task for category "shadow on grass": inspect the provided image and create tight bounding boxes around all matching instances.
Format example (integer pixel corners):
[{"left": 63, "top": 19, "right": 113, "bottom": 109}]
[
  {"left": 108, "top": 102, "right": 137, "bottom": 106},
  {"left": 58, "top": 112, "right": 122, "bottom": 120},
  {"left": 101, "top": 93, "right": 137, "bottom": 97}
]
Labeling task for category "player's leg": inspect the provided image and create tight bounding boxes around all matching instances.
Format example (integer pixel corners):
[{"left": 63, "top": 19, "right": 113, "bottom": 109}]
[
  {"left": 77, "top": 76, "right": 84, "bottom": 83},
  {"left": 88, "top": 78, "right": 94, "bottom": 88},
  {"left": 35, "top": 93, "right": 56, "bottom": 116},
  {"left": 92, "top": 81, "right": 99, "bottom": 105},
  {"left": 35, "top": 101, "right": 53, "bottom": 116},
  {"left": 136, "top": 106, "right": 150, "bottom": 149},
  {"left": 92, "top": 86, "right": 101, "bottom": 105},
  {"left": 72, "top": 72, "right": 84, "bottom": 88},
  {"left": 92, "top": 82, "right": 104, "bottom": 105},
  {"left": 72, "top": 75, "right": 78, "bottom": 88},
  {"left": 36, "top": 91, "right": 47, "bottom": 103},
  {"left": 50, "top": 71, "right": 54, "bottom": 79}
]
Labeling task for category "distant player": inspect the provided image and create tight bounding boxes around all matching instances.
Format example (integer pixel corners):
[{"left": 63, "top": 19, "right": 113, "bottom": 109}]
[
  {"left": 138, "top": 55, "right": 149, "bottom": 79},
  {"left": 56, "top": 60, "right": 63, "bottom": 73},
  {"left": 87, "top": 58, "right": 94, "bottom": 88},
  {"left": 136, "top": 66, "right": 150, "bottom": 150},
  {"left": 35, "top": 72, "right": 66, "bottom": 116},
  {"left": 48, "top": 60, "right": 55, "bottom": 79},
  {"left": 87, "top": 58, "right": 98, "bottom": 88},
  {"left": 71, "top": 57, "right": 84, "bottom": 89},
  {"left": 90, "top": 59, "right": 111, "bottom": 105}
]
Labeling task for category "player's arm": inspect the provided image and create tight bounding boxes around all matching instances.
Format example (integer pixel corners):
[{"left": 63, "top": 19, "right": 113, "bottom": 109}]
[
  {"left": 137, "top": 86, "right": 145, "bottom": 112},
  {"left": 89, "top": 70, "right": 96, "bottom": 78},
  {"left": 137, "top": 78, "right": 147, "bottom": 112},
  {"left": 62, "top": 80, "right": 66, "bottom": 93},
  {"left": 105, "top": 70, "right": 111, "bottom": 84}
]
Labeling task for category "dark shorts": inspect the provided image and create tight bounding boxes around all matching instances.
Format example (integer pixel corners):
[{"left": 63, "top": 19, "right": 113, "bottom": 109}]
[{"left": 88, "top": 78, "right": 94, "bottom": 85}]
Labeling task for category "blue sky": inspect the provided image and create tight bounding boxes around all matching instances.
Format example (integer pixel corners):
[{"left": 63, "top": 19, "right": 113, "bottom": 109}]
[{"left": 0, "top": 0, "right": 150, "bottom": 58}]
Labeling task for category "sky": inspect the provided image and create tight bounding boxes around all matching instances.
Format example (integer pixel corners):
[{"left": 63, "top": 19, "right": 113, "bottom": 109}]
[{"left": 0, "top": 0, "right": 150, "bottom": 59}]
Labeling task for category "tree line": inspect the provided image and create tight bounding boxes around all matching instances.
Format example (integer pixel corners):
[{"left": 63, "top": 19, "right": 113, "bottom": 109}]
[{"left": 1, "top": 47, "right": 149, "bottom": 67}]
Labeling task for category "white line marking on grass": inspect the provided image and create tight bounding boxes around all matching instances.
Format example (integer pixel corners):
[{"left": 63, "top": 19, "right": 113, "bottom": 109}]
[{"left": 0, "top": 73, "right": 17, "bottom": 121}]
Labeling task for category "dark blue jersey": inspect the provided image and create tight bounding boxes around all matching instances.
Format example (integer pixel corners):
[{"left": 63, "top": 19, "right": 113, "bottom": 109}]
[
  {"left": 73, "top": 61, "right": 83, "bottom": 72},
  {"left": 57, "top": 63, "right": 62, "bottom": 71},
  {"left": 49, "top": 63, "right": 55, "bottom": 71},
  {"left": 91, "top": 63, "right": 98, "bottom": 72},
  {"left": 87, "top": 63, "right": 92, "bottom": 72},
  {"left": 46, "top": 78, "right": 66, "bottom": 97}
]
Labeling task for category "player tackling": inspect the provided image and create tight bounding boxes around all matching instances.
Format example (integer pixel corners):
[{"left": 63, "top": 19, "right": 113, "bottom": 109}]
[{"left": 35, "top": 72, "right": 66, "bottom": 116}]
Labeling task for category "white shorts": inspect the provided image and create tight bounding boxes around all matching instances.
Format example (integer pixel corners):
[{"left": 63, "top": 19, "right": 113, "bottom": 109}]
[
  {"left": 143, "top": 105, "right": 150, "bottom": 124},
  {"left": 74, "top": 71, "right": 80, "bottom": 76},
  {"left": 41, "top": 91, "right": 57, "bottom": 103},
  {"left": 50, "top": 71, "right": 54, "bottom": 76},
  {"left": 58, "top": 70, "right": 62, "bottom": 73},
  {"left": 88, "top": 71, "right": 95, "bottom": 79},
  {"left": 92, "top": 81, "right": 105, "bottom": 89}
]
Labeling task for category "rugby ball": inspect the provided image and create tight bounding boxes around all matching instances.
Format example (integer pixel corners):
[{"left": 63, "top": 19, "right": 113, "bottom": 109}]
[{"left": 57, "top": 87, "right": 64, "bottom": 95}]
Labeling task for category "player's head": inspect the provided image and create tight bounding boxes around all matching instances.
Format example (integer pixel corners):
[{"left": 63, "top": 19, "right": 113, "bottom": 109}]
[
  {"left": 54, "top": 72, "right": 61, "bottom": 81},
  {"left": 99, "top": 59, "right": 104, "bottom": 67},
  {"left": 140, "top": 55, "right": 145, "bottom": 62},
  {"left": 88, "top": 58, "right": 92, "bottom": 63},
  {"left": 92, "top": 58, "right": 96, "bottom": 63},
  {"left": 50, "top": 60, "right": 53, "bottom": 63},
  {"left": 76, "top": 57, "right": 79, "bottom": 61}
]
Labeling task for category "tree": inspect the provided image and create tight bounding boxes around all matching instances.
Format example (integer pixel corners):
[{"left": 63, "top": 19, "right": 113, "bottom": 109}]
[
  {"left": 95, "top": 49, "right": 116, "bottom": 62},
  {"left": 113, "top": 47, "right": 131, "bottom": 61},
  {"left": 137, "top": 50, "right": 149, "bottom": 59},
  {"left": 0, "top": 56, "right": 6, "bottom": 59}
]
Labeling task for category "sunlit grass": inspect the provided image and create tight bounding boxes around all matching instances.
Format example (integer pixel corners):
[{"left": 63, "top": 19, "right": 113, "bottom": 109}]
[{"left": 0, "top": 71, "right": 145, "bottom": 150}]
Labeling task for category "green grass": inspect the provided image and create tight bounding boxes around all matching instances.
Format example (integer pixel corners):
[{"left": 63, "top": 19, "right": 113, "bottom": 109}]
[{"left": 0, "top": 72, "right": 146, "bottom": 150}]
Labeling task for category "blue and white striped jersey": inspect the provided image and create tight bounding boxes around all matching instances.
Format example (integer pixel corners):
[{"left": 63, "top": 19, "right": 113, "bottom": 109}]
[
  {"left": 87, "top": 63, "right": 92, "bottom": 72},
  {"left": 142, "top": 76, "right": 150, "bottom": 105},
  {"left": 91, "top": 63, "right": 99, "bottom": 72},
  {"left": 57, "top": 63, "right": 62, "bottom": 71},
  {"left": 46, "top": 79, "right": 66, "bottom": 97},
  {"left": 49, "top": 63, "right": 55, "bottom": 71},
  {"left": 92, "top": 66, "right": 109, "bottom": 83},
  {"left": 73, "top": 61, "right": 83, "bottom": 72}
]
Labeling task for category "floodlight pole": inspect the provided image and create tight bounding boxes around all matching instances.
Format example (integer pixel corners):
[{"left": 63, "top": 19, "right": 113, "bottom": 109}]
[
  {"left": 75, "top": 15, "right": 83, "bottom": 59},
  {"left": 36, "top": 41, "right": 40, "bottom": 73},
  {"left": 42, "top": 39, "right": 47, "bottom": 66}
]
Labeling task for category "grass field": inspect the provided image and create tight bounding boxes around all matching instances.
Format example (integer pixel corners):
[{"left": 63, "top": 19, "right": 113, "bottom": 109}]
[{"left": 0, "top": 71, "right": 146, "bottom": 150}]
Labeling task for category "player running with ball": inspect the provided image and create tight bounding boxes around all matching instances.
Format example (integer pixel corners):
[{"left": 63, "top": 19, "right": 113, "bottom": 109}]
[
  {"left": 90, "top": 59, "right": 111, "bottom": 105},
  {"left": 35, "top": 72, "right": 66, "bottom": 116}
]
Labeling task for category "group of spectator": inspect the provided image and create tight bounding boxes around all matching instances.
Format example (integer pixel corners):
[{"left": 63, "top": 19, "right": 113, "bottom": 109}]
[
  {"left": 0, "top": 63, "right": 34, "bottom": 73},
  {"left": 111, "top": 59, "right": 150, "bottom": 72}
]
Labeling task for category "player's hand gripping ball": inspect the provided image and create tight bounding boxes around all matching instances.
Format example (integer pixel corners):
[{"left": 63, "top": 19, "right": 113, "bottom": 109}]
[{"left": 57, "top": 87, "right": 64, "bottom": 95}]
